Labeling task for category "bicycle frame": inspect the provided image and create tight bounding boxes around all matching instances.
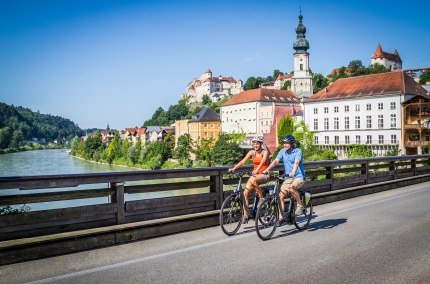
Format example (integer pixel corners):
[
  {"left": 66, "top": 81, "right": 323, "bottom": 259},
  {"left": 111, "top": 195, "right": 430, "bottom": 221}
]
[{"left": 230, "top": 172, "right": 260, "bottom": 219}]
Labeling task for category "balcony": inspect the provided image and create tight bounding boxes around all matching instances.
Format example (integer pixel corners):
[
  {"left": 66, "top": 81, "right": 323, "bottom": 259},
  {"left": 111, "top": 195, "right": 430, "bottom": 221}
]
[{"left": 405, "top": 141, "right": 430, "bottom": 147}]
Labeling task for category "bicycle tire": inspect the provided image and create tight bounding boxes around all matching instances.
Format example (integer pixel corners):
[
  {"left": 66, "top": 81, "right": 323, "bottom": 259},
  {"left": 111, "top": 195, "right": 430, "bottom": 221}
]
[
  {"left": 255, "top": 197, "right": 278, "bottom": 241},
  {"left": 294, "top": 197, "right": 313, "bottom": 230},
  {"left": 220, "top": 194, "right": 243, "bottom": 236}
]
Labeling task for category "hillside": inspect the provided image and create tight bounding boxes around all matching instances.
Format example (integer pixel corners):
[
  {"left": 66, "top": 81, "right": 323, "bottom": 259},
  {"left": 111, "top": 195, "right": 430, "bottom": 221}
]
[{"left": 0, "top": 102, "right": 84, "bottom": 149}]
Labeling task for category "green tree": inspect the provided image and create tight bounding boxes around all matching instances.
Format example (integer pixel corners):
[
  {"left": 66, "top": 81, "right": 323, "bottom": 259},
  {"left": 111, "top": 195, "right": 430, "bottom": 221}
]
[
  {"left": 273, "top": 69, "right": 284, "bottom": 80},
  {"left": 10, "top": 130, "right": 24, "bottom": 148},
  {"left": 312, "top": 73, "right": 329, "bottom": 93},
  {"left": 419, "top": 70, "right": 430, "bottom": 84},
  {"left": 83, "top": 132, "right": 104, "bottom": 160},
  {"left": 211, "top": 133, "right": 243, "bottom": 166},
  {"left": 281, "top": 80, "right": 291, "bottom": 90},
  {"left": 348, "top": 60, "right": 365, "bottom": 76},
  {"left": 174, "top": 134, "right": 193, "bottom": 167},
  {"left": 244, "top": 77, "right": 266, "bottom": 90},
  {"left": 127, "top": 141, "right": 141, "bottom": 165},
  {"left": 277, "top": 116, "right": 295, "bottom": 144},
  {"left": 0, "top": 127, "right": 13, "bottom": 149},
  {"left": 346, "top": 145, "right": 374, "bottom": 159},
  {"left": 202, "top": 94, "right": 212, "bottom": 105},
  {"left": 195, "top": 137, "right": 215, "bottom": 165}
]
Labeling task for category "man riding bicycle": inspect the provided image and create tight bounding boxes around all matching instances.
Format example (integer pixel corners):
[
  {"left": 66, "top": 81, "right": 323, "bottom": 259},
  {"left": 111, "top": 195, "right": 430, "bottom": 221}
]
[
  {"left": 264, "top": 135, "right": 305, "bottom": 225},
  {"left": 228, "top": 136, "right": 270, "bottom": 224}
]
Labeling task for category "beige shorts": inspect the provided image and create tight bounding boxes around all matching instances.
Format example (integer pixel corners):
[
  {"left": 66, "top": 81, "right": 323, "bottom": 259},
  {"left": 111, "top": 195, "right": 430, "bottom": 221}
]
[
  {"left": 245, "top": 174, "right": 270, "bottom": 189},
  {"left": 280, "top": 178, "right": 305, "bottom": 193}
]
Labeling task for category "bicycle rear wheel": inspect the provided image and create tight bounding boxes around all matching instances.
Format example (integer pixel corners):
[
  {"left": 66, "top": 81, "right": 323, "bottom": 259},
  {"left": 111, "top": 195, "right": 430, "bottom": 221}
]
[
  {"left": 220, "top": 194, "right": 243, "bottom": 236},
  {"left": 294, "top": 194, "right": 313, "bottom": 230},
  {"left": 255, "top": 198, "right": 278, "bottom": 240}
]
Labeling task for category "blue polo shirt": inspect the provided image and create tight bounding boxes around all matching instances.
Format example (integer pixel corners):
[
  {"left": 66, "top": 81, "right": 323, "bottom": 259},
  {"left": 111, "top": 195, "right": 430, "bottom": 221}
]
[{"left": 276, "top": 147, "right": 305, "bottom": 179}]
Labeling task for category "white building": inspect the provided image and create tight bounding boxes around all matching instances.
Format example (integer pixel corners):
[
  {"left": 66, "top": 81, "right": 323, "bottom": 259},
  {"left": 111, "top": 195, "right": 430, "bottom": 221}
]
[
  {"left": 220, "top": 88, "right": 301, "bottom": 151},
  {"left": 371, "top": 44, "right": 402, "bottom": 71},
  {"left": 303, "top": 71, "right": 426, "bottom": 158},
  {"left": 184, "top": 69, "right": 243, "bottom": 103}
]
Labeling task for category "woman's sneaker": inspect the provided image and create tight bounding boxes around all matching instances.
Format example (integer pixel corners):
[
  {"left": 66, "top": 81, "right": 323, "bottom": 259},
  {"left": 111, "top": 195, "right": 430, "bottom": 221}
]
[{"left": 241, "top": 215, "right": 249, "bottom": 224}]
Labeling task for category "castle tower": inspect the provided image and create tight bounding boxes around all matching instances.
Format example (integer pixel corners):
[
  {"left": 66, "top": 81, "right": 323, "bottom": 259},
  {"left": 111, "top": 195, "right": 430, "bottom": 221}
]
[
  {"left": 201, "top": 68, "right": 212, "bottom": 80},
  {"left": 291, "top": 12, "right": 313, "bottom": 97}
]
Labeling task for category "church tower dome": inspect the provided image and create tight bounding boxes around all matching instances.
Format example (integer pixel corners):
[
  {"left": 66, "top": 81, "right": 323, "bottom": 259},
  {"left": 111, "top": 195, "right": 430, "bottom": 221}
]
[{"left": 293, "top": 13, "right": 309, "bottom": 53}]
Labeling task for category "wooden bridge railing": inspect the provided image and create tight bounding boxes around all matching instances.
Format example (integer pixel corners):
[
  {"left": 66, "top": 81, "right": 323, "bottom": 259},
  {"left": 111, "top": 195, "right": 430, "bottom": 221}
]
[{"left": 0, "top": 155, "right": 429, "bottom": 242}]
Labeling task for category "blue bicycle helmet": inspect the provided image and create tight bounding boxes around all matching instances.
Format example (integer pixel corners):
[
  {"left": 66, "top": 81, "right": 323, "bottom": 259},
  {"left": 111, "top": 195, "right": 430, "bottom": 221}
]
[{"left": 282, "top": 135, "right": 296, "bottom": 144}]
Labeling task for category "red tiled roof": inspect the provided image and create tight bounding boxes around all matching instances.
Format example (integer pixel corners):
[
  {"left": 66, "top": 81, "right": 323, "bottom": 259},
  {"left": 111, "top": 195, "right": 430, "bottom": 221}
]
[
  {"left": 372, "top": 44, "right": 402, "bottom": 62},
  {"left": 205, "top": 68, "right": 212, "bottom": 73},
  {"left": 276, "top": 74, "right": 293, "bottom": 80},
  {"left": 223, "top": 88, "right": 300, "bottom": 106},
  {"left": 305, "top": 72, "right": 427, "bottom": 103}
]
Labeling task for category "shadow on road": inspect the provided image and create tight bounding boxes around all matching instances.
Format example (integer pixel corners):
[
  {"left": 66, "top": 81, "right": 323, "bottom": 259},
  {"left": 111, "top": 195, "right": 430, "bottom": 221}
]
[{"left": 307, "top": 218, "right": 348, "bottom": 231}]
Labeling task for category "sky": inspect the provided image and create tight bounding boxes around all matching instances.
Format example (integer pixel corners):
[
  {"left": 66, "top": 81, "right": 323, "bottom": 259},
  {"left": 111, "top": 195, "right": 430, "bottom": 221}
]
[{"left": 1, "top": 0, "right": 429, "bottom": 130}]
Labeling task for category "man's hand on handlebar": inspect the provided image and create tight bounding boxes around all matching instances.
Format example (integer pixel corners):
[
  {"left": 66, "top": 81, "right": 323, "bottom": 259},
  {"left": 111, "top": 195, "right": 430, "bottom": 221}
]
[{"left": 228, "top": 168, "right": 235, "bottom": 173}]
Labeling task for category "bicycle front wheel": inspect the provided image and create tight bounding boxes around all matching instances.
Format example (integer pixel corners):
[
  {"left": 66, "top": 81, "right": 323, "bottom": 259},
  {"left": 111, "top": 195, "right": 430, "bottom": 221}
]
[
  {"left": 220, "top": 194, "right": 243, "bottom": 236},
  {"left": 294, "top": 198, "right": 313, "bottom": 230},
  {"left": 255, "top": 198, "right": 278, "bottom": 241}
]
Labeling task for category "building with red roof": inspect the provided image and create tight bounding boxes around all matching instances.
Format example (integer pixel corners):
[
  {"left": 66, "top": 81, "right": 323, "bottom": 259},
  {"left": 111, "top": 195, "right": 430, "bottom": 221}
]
[
  {"left": 371, "top": 44, "right": 402, "bottom": 71},
  {"left": 220, "top": 88, "right": 301, "bottom": 151},
  {"left": 303, "top": 71, "right": 427, "bottom": 157}
]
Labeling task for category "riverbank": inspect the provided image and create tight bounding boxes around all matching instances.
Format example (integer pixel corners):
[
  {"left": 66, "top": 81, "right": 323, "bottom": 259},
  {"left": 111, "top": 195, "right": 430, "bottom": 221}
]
[{"left": 70, "top": 154, "right": 145, "bottom": 170}]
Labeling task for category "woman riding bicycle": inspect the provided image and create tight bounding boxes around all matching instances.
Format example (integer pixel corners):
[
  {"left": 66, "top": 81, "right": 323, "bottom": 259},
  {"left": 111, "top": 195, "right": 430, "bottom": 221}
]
[{"left": 228, "top": 136, "right": 270, "bottom": 223}]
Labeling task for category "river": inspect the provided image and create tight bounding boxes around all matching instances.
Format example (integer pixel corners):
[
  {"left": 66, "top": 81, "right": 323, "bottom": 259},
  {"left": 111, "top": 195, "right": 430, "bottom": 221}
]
[{"left": 0, "top": 149, "right": 206, "bottom": 211}]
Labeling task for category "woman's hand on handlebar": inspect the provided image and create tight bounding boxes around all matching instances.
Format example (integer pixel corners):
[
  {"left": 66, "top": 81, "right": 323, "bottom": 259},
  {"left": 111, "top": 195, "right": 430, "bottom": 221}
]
[{"left": 228, "top": 168, "right": 235, "bottom": 173}]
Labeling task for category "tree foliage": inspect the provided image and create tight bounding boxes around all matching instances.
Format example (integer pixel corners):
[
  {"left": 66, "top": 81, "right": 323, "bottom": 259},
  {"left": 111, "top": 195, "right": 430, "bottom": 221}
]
[
  {"left": 419, "top": 70, "right": 430, "bottom": 84},
  {"left": 174, "top": 134, "right": 193, "bottom": 167},
  {"left": 0, "top": 102, "right": 83, "bottom": 149},
  {"left": 312, "top": 73, "right": 329, "bottom": 93},
  {"left": 211, "top": 133, "right": 243, "bottom": 166},
  {"left": 277, "top": 116, "right": 295, "bottom": 144}
]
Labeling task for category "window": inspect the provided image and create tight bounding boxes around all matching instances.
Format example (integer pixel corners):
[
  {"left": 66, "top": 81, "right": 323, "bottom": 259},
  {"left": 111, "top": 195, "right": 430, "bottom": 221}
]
[
  {"left": 345, "top": 105, "right": 349, "bottom": 112},
  {"left": 356, "top": 135, "right": 361, "bottom": 144},
  {"left": 204, "top": 132, "right": 208, "bottom": 137},
  {"left": 390, "top": 114, "right": 396, "bottom": 128},
  {"left": 300, "top": 64, "right": 303, "bottom": 70},
  {"left": 204, "top": 123, "right": 207, "bottom": 128},
  {"left": 378, "top": 115, "right": 384, "bottom": 128},
  {"left": 334, "top": 136, "right": 339, "bottom": 144},
  {"left": 355, "top": 104, "right": 360, "bottom": 111},
  {"left": 334, "top": 117, "right": 339, "bottom": 130},
  {"left": 345, "top": 136, "right": 350, "bottom": 144},
  {"left": 324, "top": 107, "right": 329, "bottom": 114},
  {"left": 366, "top": 115, "right": 372, "bottom": 129},
  {"left": 314, "top": 136, "right": 319, "bottom": 145},
  {"left": 378, "top": 103, "right": 383, "bottom": 110},
  {"left": 211, "top": 123, "right": 214, "bottom": 128},
  {"left": 391, "top": 134, "right": 397, "bottom": 144},
  {"left": 325, "top": 136, "right": 329, "bottom": 145},
  {"left": 367, "top": 135, "right": 372, "bottom": 144},
  {"left": 345, "top": 117, "right": 350, "bottom": 130},
  {"left": 324, "top": 118, "right": 329, "bottom": 130},
  {"left": 313, "top": 119, "right": 318, "bottom": 130},
  {"left": 426, "top": 135, "right": 430, "bottom": 142},
  {"left": 379, "top": 135, "right": 384, "bottom": 144},
  {"left": 265, "top": 121, "right": 268, "bottom": 125},
  {"left": 261, "top": 121, "right": 264, "bottom": 125},
  {"left": 390, "top": 102, "right": 396, "bottom": 110},
  {"left": 334, "top": 106, "right": 339, "bottom": 113},
  {"left": 355, "top": 116, "right": 361, "bottom": 129},
  {"left": 313, "top": 108, "right": 318, "bottom": 114},
  {"left": 366, "top": 103, "right": 371, "bottom": 111}
]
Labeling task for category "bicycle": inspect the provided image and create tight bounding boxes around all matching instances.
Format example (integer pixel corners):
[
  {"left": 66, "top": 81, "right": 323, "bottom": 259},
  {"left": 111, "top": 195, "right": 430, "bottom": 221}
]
[
  {"left": 219, "top": 172, "right": 271, "bottom": 236},
  {"left": 255, "top": 173, "right": 313, "bottom": 240}
]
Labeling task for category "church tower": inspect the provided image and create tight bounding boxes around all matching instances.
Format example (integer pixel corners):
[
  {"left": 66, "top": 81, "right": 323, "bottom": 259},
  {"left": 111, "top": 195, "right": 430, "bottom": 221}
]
[{"left": 291, "top": 12, "right": 313, "bottom": 97}]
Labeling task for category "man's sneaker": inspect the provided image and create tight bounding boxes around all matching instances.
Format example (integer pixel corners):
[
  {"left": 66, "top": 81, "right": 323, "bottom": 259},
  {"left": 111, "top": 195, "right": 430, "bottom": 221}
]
[
  {"left": 276, "top": 219, "right": 287, "bottom": 227},
  {"left": 295, "top": 205, "right": 305, "bottom": 216},
  {"left": 241, "top": 215, "right": 249, "bottom": 224}
]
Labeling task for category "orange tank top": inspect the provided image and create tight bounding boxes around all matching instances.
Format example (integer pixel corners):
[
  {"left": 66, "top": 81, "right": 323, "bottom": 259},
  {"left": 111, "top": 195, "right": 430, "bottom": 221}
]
[{"left": 253, "top": 150, "right": 268, "bottom": 174}]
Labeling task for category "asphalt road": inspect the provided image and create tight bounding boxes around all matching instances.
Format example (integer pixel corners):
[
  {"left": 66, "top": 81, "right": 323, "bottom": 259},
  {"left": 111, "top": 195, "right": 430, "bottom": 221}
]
[{"left": 2, "top": 182, "right": 430, "bottom": 284}]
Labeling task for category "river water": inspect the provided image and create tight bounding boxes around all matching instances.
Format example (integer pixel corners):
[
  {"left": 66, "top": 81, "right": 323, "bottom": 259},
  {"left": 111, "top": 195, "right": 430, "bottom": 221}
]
[{"left": 0, "top": 149, "right": 206, "bottom": 211}]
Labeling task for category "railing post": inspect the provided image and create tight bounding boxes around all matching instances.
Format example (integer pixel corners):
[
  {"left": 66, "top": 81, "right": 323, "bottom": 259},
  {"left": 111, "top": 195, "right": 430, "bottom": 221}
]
[
  {"left": 411, "top": 158, "right": 417, "bottom": 176},
  {"left": 210, "top": 173, "right": 223, "bottom": 209},
  {"left": 326, "top": 166, "right": 334, "bottom": 190},
  {"left": 389, "top": 160, "right": 396, "bottom": 180},
  {"left": 109, "top": 182, "right": 125, "bottom": 224},
  {"left": 362, "top": 162, "right": 369, "bottom": 184}
]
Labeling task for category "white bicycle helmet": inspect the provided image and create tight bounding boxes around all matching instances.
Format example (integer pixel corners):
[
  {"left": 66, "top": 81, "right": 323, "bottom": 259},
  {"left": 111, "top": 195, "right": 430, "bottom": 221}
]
[{"left": 251, "top": 136, "right": 264, "bottom": 143}]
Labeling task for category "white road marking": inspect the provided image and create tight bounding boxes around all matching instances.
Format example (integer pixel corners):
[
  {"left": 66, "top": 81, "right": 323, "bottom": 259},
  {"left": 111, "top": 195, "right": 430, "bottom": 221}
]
[{"left": 27, "top": 186, "right": 429, "bottom": 284}]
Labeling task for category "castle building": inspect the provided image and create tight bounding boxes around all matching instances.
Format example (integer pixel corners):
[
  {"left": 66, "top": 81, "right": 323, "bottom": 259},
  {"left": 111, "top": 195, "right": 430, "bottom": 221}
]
[
  {"left": 371, "top": 44, "right": 402, "bottom": 71},
  {"left": 185, "top": 69, "right": 243, "bottom": 103}
]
